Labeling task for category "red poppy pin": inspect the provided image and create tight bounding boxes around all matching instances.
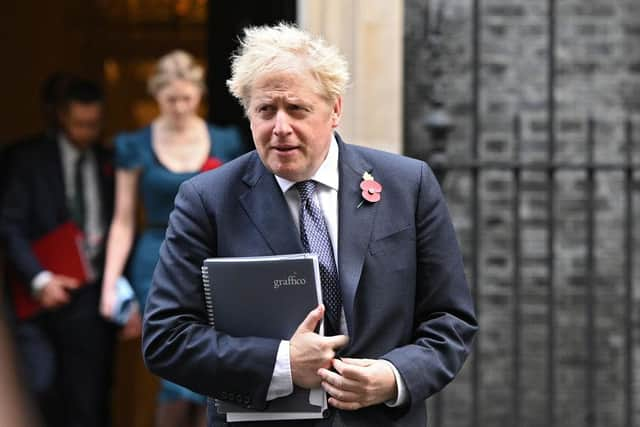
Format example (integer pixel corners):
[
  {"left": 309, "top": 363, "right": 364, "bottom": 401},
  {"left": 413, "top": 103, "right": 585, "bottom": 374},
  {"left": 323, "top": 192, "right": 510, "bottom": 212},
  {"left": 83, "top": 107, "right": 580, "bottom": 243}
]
[
  {"left": 102, "top": 162, "right": 114, "bottom": 177},
  {"left": 358, "top": 171, "right": 382, "bottom": 208},
  {"left": 200, "top": 156, "right": 224, "bottom": 172}
]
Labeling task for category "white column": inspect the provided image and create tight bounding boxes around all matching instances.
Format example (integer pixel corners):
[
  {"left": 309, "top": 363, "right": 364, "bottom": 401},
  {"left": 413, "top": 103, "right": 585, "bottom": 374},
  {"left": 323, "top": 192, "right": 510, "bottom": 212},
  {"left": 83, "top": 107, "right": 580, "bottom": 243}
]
[{"left": 298, "top": 0, "right": 404, "bottom": 154}]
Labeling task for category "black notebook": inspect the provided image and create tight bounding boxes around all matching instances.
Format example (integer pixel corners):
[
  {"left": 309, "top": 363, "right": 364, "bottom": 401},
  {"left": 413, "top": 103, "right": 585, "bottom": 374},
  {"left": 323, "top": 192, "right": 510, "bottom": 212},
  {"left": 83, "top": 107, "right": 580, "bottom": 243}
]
[{"left": 201, "top": 253, "right": 327, "bottom": 422}]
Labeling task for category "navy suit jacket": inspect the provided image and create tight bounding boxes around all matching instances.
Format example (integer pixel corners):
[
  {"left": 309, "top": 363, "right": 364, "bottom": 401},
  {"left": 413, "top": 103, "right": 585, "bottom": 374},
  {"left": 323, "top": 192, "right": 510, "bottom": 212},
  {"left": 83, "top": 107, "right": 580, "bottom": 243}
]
[
  {"left": 142, "top": 135, "right": 477, "bottom": 426},
  {"left": 0, "top": 134, "right": 114, "bottom": 288}
]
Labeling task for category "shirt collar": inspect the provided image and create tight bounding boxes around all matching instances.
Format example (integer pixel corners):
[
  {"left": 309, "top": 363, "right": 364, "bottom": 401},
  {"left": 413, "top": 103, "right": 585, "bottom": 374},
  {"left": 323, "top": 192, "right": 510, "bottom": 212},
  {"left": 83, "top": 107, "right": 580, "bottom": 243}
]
[
  {"left": 274, "top": 134, "right": 340, "bottom": 194},
  {"left": 58, "top": 133, "right": 83, "bottom": 161}
]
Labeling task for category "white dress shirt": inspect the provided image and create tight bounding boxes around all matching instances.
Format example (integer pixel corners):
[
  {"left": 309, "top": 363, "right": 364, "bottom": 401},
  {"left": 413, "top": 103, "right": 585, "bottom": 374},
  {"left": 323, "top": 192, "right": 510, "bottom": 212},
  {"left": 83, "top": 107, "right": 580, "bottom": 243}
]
[{"left": 266, "top": 135, "right": 407, "bottom": 407}]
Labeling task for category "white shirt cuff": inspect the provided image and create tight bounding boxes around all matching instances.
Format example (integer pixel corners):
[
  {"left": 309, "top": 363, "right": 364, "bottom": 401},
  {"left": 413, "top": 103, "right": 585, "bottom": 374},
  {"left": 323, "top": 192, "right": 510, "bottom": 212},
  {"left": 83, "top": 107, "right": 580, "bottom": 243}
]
[
  {"left": 31, "top": 271, "right": 52, "bottom": 297},
  {"left": 380, "top": 359, "right": 408, "bottom": 407},
  {"left": 266, "top": 340, "right": 293, "bottom": 401}
]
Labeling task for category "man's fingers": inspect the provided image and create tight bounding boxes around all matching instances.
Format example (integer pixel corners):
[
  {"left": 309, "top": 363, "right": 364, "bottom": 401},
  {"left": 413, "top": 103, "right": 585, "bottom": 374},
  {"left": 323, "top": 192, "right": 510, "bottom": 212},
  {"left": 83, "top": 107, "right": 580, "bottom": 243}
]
[
  {"left": 295, "top": 304, "right": 324, "bottom": 333},
  {"left": 325, "top": 334, "right": 349, "bottom": 349},
  {"left": 339, "top": 357, "right": 375, "bottom": 366},
  {"left": 44, "top": 287, "right": 69, "bottom": 307},
  {"left": 327, "top": 397, "right": 362, "bottom": 411},
  {"left": 332, "top": 358, "right": 366, "bottom": 379},
  {"left": 54, "top": 285, "right": 71, "bottom": 303},
  {"left": 318, "top": 367, "right": 360, "bottom": 392},
  {"left": 321, "top": 379, "right": 359, "bottom": 402},
  {"left": 60, "top": 276, "right": 81, "bottom": 290},
  {"left": 320, "top": 369, "right": 366, "bottom": 411},
  {"left": 321, "top": 359, "right": 398, "bottom": 410}
]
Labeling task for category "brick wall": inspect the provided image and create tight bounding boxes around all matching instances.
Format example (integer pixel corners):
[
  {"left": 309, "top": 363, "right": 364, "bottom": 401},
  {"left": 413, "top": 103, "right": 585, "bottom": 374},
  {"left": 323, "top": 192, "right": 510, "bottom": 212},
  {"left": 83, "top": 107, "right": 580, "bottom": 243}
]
[{"left": 404, "top": 1, "right": 640, "bottom": 426}]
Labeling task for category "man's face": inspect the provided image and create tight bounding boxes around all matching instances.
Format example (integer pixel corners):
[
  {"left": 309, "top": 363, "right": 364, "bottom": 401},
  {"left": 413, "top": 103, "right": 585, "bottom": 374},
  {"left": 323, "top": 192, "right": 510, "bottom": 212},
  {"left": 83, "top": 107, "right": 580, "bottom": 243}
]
[
  {"left": 59, "top": 101, "right": 103, "bottom": 150},
  {"left": 248, "top": 71, "right": 342, "bottom": 182}
]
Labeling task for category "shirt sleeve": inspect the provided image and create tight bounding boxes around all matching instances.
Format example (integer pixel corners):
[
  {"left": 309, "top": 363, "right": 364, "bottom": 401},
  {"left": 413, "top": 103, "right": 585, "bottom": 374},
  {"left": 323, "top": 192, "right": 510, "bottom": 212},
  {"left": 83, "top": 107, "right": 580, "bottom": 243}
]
[
  {"left": 266, "top": 340, "right": 294, "bottom": 401},
  {"left": 31, "top": 270, "right": 52, "bottom": 296},
  {"left": 380, "top": 359, "right": 408, "bottom": 407}
]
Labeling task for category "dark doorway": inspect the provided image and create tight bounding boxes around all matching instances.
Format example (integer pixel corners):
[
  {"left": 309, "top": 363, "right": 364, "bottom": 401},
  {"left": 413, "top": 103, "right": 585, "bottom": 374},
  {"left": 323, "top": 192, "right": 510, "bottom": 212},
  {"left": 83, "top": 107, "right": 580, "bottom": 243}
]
[{"left": 207, "top": 1, "right": 296, "bottom": 151}]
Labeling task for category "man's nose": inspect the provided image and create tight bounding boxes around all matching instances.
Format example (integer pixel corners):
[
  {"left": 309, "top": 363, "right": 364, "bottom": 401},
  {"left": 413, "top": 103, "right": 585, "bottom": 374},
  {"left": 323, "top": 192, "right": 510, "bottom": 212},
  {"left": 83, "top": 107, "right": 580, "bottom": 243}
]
[{"left": 273, "top": 110, "right": 292, "bottom": 136}]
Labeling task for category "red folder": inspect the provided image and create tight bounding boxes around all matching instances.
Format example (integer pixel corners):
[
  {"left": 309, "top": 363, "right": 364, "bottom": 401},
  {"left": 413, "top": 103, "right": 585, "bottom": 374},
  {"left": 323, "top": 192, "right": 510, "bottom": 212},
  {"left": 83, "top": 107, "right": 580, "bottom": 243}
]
[{"left": 9, "top": 221, "right": 93, "bottom": 320}]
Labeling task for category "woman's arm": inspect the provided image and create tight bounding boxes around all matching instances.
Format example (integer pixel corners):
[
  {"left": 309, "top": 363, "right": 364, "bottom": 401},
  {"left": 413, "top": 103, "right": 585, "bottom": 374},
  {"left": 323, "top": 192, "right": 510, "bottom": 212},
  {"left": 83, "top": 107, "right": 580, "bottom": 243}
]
[{"left": 99, "top": 168, "right": 140, "bottom": 319}]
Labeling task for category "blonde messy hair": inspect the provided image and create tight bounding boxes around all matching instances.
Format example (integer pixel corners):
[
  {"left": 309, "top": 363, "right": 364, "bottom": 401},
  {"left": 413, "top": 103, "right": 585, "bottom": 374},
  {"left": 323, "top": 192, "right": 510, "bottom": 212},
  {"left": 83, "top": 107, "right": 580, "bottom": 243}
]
[
  {"left": 147, "top": 50, "right": 206, "bottom": 96},
  {"left": 226, "top": 23, "right": 350, "bottom": 112}
]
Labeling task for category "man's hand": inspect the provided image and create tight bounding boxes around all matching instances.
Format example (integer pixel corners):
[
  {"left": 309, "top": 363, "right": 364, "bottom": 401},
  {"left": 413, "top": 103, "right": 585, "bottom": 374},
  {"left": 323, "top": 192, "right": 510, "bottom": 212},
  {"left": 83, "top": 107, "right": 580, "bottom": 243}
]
[
  {"left": 290, "top": 305, "right": 349, "bottom": 389},
  {"left": 318, "top": 357, "right": 397, "bottom": 410},
  {"left": 36, "top": 274, "right": 81, "bottom": 309}
]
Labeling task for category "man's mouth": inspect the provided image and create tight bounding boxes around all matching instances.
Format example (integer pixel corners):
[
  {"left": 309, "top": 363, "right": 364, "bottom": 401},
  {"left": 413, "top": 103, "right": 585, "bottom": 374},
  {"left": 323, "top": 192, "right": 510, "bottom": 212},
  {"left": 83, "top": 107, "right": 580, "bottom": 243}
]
[{"left": 273, "top": 145, "right": 299, "bottom": 152}]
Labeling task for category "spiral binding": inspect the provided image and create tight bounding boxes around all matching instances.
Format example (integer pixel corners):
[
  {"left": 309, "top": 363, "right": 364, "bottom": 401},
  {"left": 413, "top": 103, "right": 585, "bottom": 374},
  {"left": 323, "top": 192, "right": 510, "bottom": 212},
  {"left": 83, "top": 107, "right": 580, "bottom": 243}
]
[
  {"left": 201, "top": 265, "right": 215, "bottom": 328},
  {"left": 202, "top": 264, "right": 219, "bottom": 408}
]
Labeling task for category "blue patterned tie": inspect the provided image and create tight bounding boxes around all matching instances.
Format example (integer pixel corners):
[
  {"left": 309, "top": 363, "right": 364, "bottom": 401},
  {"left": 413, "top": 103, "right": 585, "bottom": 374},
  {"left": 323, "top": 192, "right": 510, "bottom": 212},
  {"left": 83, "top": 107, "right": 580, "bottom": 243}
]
[{"left": 296, "top": 180, "right": 342, "bottom": 335}]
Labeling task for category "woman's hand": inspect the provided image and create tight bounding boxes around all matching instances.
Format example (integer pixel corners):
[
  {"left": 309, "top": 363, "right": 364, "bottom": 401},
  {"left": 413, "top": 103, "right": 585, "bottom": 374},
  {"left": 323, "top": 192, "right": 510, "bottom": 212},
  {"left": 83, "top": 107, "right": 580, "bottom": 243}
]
[{"left": 99, "top": 280, "right": 116, "bottom": 320}]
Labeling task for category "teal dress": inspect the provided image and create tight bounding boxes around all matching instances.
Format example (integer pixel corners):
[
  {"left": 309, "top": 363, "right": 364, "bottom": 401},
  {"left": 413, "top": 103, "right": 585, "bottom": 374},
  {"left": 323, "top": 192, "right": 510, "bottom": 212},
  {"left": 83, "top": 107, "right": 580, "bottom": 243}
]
[{"left": 114, "top": 124, "right": 244, "bottom": 403}]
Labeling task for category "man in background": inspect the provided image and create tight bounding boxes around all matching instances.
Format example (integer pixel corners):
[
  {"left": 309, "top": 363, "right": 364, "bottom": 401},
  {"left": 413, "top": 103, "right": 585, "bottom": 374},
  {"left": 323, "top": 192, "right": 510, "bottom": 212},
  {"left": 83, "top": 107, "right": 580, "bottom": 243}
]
[
  {"left": 0, "top": 76, "right": 116, "bottom": 427},
  {"left": 1, "top": 72, "right": 72, "bottom": 311}
]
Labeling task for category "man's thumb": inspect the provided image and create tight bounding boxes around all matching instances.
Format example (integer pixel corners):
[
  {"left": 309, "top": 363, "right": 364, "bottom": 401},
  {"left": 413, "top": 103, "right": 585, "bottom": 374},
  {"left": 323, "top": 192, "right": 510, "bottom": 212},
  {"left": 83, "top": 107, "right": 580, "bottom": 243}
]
[
  {"left": 297, "top": 304, "right": 324, "bottom": 332},
  {"left": 59, "top": 275, "right": 81, "bottom": 289}
]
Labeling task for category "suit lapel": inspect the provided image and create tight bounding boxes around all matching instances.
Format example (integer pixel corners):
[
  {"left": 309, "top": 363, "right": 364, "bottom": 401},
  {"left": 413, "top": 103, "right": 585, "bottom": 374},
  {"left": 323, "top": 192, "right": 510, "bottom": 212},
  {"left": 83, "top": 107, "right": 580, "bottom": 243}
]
[
  {"left": 239, "top": 153, "right": 303, "bottom": 255},
  {"left": 43, "top": 136, "right": 69, "bottom": 224},
  {"left": 336, "top": 136, "right": 377, "bottom": 338}
]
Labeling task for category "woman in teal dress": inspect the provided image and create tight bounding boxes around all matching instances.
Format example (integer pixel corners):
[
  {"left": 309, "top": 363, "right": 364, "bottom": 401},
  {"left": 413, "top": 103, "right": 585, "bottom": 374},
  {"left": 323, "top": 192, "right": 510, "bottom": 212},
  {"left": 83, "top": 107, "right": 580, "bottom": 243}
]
[{"left": 100, "top": 50, "right": 243, "bottom": 427}]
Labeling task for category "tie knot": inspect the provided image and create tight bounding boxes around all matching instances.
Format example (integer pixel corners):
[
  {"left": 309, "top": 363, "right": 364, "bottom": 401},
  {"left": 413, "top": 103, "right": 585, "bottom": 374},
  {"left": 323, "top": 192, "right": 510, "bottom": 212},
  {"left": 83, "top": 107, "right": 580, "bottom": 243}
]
[
  {"left": 75, "top": 152, "right": 87, "bottom": 167},
  {"left": 295, "top": 180, "right": 317, "bottom": 202}
]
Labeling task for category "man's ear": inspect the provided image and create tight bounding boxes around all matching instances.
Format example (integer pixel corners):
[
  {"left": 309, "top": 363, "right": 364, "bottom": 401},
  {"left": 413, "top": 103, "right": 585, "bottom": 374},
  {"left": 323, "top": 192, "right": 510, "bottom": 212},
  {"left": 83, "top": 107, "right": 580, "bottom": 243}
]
[{"left": 331, "top": 96, "right": 342, "bottom": 128}]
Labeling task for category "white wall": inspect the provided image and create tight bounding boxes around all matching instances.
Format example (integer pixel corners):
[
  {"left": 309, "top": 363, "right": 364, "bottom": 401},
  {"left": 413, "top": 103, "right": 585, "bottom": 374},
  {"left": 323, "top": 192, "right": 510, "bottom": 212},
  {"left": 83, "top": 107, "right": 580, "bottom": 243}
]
[{"left": 298, "top": 0, "right": 404, "bottom": 154}]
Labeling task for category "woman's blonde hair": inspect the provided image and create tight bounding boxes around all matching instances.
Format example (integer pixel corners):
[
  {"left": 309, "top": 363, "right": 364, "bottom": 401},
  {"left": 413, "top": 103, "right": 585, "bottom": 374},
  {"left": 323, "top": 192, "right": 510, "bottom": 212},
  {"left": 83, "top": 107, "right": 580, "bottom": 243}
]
[
  {"left": 147, "top": 50, "right": 205, "bottom": 96},
  {"left": 226, "top": 23, "right": 350, "bottom": 112}
]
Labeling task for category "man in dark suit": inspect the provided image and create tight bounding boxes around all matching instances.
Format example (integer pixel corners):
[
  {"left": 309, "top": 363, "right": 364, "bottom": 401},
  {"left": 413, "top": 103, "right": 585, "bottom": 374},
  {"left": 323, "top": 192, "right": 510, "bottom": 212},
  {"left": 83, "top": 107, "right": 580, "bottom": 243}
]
[
  {"left": 1, "top": 71, "right": 72, "bottom": 316},
  {"left": 0, "top": 77, "right": 115, "bottom": 427},
  {"left": 142, "top": 24, "right": 477, "bottom": 426}
]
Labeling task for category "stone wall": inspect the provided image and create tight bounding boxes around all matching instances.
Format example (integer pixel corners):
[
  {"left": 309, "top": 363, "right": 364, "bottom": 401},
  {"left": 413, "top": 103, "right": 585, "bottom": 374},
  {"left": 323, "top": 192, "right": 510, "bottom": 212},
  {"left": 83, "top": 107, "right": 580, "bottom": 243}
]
[{"left": 404, "top": 1, "right": 640, "bottom": 426}]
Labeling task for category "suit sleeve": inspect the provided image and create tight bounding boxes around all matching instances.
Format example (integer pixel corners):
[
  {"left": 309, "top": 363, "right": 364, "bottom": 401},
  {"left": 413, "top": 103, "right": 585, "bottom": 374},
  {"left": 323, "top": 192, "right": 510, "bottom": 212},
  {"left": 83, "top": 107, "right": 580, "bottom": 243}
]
[
  {"left": 141, "top": 179, "right": 280, "bottom": 410},
  {"left": 381, "top": 162, "right": 478, "bottom": 407},
  {"left": 0, "top": 150, "right": 43, "bottom": 283}
]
